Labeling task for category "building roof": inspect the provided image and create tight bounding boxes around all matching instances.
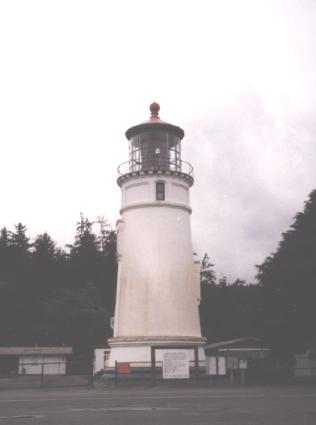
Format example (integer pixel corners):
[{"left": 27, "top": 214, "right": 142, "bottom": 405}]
[
  {"left": 0, "top": 347, "right": 73, "bottom": 356},
  {"left": 205, "top": 337, "right": 269, "bottom": 351}
]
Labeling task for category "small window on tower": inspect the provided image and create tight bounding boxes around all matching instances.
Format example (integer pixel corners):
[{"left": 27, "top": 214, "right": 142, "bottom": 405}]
[{"left": 156, "top": 182, "right": 165, "bottom": 201}]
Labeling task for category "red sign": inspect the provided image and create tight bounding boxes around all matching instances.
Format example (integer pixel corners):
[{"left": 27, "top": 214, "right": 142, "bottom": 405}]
[{"left": 117, "top": 362, "right": 131, "bottom": 374}]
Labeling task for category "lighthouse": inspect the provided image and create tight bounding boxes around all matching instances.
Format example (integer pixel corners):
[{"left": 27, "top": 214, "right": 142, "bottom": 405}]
[{"left": 108, "top": 103, "right": 205, "bottom": 367}]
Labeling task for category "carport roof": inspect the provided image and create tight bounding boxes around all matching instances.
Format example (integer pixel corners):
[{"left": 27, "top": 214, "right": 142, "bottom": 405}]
[
  {"left": 0, "top": 347, "right": 73, "bottom": 355},
  {"left": 205, "top": 337, "right": 267, "bottom": 351}
]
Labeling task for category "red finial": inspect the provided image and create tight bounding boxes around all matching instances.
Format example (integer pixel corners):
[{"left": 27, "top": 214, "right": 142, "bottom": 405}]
[{"left": 150, "top": 101, "right": 160, "bottom": 119}]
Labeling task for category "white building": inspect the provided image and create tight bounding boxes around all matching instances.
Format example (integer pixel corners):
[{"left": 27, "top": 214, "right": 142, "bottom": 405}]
[
  {"left": 295, "top": 350, "right": 316, "bottom": 379},
  {"left": 93, "top": 348, "right": 110, "bottom": 375},
  {"left": 0, "top": 347, "right": 72, "bottom": 375},
  {"left": 108, "top": 103, "right": 206, "bottom": 367}
]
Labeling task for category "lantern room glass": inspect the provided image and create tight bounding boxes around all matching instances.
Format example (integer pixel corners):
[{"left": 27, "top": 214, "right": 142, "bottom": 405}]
[{"left": 128, "top": 131, "right": 181, "bottom": 173}]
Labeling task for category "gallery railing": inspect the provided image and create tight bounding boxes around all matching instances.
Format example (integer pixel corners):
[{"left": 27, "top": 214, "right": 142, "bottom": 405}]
[{"left": 117, "top": 159, "right": 193, "bottom": 178}]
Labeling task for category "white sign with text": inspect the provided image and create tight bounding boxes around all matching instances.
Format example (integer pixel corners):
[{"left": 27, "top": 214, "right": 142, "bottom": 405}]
[{"left": 162, "top": 351, "right": 190, "bottom": 379}]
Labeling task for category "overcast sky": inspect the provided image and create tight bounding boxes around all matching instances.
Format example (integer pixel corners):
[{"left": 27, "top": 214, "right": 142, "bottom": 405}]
[{"left": 1, "top": 0, "right": 315, "bottom": 282}]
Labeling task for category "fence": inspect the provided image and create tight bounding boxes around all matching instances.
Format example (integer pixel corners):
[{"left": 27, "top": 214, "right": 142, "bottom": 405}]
[
  {"left": 111, "top": 360, "right": 206, "bottom": 386},
  {"left": 0, "top": 360, "right": 93, "bottom": 390}
]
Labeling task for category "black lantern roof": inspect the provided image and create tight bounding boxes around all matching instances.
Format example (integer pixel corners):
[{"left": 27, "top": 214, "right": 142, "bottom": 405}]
[{"left": 125, "top": 102, "right": 184, "bottom": 140}]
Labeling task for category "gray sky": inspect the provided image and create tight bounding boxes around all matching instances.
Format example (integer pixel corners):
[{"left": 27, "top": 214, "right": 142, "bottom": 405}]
[{"left": 1, "top": 0, "right": 315, "bottom": 282}]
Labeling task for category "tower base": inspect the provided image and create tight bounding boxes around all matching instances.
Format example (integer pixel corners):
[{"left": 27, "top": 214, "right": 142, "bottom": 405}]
[{"left": 107, "top": 336, "right": 206, "bottom": 368}]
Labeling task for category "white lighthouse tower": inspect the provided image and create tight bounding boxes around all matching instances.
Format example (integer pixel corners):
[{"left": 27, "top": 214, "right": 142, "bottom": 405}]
[{"left": 108, "top": 103, "right": 205, "bottom": 367}]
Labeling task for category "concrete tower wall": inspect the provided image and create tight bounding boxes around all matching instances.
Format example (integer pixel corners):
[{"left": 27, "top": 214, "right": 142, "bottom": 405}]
[
  {"left": 121, "top": 175, "right": 190, "bottom": 207},
  {"left": 114, "top": 174, "right": 201, "bottom": 338}
]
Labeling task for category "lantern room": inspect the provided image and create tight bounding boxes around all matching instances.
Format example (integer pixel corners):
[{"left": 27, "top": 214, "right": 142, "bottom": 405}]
[{"left": 119, "top": 102, "right": 190, "bottom": 175}]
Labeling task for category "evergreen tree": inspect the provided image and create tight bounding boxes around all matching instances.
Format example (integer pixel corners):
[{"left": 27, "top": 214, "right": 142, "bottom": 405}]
[
  {"left": 11, "top": 223, "right": 31, "bottom": 252},
  {"left": 97, "top": 216, "right": 111, "bottom": 254},
  {"left": 9, "top": 223, "right": 31, "bottom": 284},
  {"left": 218, "top": 275, "right": 228, "bottom": 287},
  {"left": 30, "top": 232, "right": 60, "bottom": 296},
  {"left": 199, "top": 253, "right": 261, "bottom": 343},
  {"left": 67, "top": 213, "right": 100, "bottom": 286},
  {"left": 33, "top": 232, "right": 57, "bottom": 259},
  {"left": 257, "top": 189, "right": 316, "bottom": 353},
  {"left": 200, "top": 253, "right": 216, "bottom": 286},
  {"left": 0, "top": 227, "right": 10, "bottom": 249},
  {"left": 0, "top": 227, "right": 10, "bottom": 281}
]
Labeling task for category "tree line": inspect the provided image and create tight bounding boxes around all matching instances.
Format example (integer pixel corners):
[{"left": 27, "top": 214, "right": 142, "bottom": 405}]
[
  {"left": 0, "top": 190, "right": 315, "bottom": 359},
  {"left": 0, "top": 214, "right": 117, "bottom": 359},
  {"left": 200, "top": 189, "right": 316, "bottom": 357}
]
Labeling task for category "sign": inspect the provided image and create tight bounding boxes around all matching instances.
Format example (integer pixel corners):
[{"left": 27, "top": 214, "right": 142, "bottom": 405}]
[
  {"left": 117, "top": 362, "right": 131, "bottom": 374},
  {"left": 218, "top": 357, "right": 226, "bottom": 375},
  {"left": 207, "top": 356, "right": 217, "bottom": 375},
  {"left": 163, "top": 351, "right": 189, "bottom": 379},
  {"left": 226, "top": 357, "right": 239, "bottom": 370},
  {"left": 206, "top": 356, "right": 226, "bottom": 375},
  {"left": 239, "top": 359, "right": 247, "bottom": 370}
]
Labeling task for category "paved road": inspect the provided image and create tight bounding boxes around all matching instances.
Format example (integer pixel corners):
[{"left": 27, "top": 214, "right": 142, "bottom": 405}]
[{"left": 0, "top": 385, "right": 316, "bottom": 424}]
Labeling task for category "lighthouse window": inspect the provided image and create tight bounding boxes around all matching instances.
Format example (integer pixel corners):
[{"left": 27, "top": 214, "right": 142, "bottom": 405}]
[{"left": 156, "top": 182, "right": 165, "bottom": 201}]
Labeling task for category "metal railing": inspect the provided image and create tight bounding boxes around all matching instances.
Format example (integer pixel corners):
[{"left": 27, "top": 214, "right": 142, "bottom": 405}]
[
  {"left": 117, "top": 159, "right": 194, "bottom": 178},
  {"left": 112, "top": 360, "right": 206, "bottom": 385}
]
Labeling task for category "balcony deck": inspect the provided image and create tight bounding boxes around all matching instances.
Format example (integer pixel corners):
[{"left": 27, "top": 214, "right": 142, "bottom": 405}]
[{"left": 117, "top": 160, "right": 194, "bottom": 187}]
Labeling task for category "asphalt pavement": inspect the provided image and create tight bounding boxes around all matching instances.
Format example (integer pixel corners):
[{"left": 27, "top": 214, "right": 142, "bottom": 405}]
[{"left": 0, "top": 385, "right": 316, "bottom": 425}]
